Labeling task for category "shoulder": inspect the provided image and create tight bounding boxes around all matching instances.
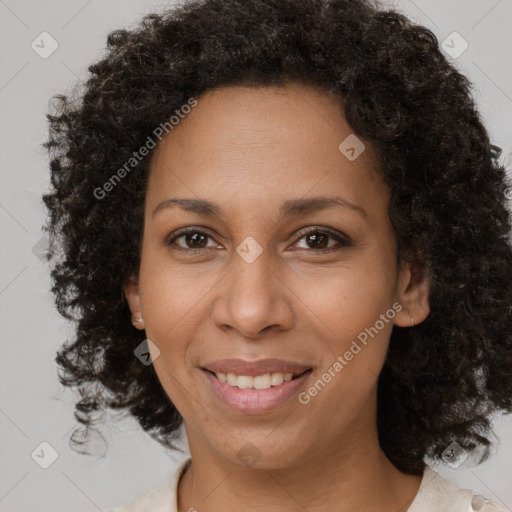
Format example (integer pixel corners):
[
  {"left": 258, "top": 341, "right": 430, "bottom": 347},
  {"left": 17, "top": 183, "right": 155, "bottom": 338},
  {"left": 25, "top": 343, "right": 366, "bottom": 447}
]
[
  {"left": 407, "top": 465, "right": 511, "bottom": 512},
  {"left": 106, "top": 457, "right": 192, "bottom": 512}
]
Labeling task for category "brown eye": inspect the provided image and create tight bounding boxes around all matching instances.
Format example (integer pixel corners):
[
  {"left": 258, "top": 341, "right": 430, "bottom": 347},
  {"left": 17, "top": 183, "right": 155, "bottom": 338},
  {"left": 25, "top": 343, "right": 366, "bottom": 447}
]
[
  {"left": 294, "top": 228, "right": 353, "bottom": 252},
  {"left": 182, "top": 232, "right": 208, "bottom": 248},
  {"left": 166, "top": 226, "right": 352, "bottom": 254},
  {"left": 303, "top": 232, "right": 329, "bottom": 249},
  {"left": 167, "top": 229, "right": 217, "bottom": 250}
]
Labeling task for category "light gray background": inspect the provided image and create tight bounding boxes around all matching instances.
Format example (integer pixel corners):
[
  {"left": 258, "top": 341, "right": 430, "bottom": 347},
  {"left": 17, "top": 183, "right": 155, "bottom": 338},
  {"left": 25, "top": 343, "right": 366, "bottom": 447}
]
[{"left": 0, "top": 0, "right": 511, "bottom": 510}]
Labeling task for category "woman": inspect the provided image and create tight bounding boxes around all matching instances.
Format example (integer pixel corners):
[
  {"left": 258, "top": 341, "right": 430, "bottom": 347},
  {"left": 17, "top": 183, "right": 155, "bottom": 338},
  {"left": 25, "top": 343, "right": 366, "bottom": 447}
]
[{"left": 42, "top": 0, "right": 512, "bottom": 511}]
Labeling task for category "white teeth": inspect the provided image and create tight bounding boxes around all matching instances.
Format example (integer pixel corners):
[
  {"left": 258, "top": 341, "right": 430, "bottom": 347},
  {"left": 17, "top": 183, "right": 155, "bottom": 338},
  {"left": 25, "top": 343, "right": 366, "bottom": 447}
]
[
  {"left": 214, "top": 371, "right": 295, "bottom": 389},
  {"left": 253, "top": 374, "right": 271, "bottom": 389},
  {"left": 237, "top": 375, "right": 254, "bottom": 389}
]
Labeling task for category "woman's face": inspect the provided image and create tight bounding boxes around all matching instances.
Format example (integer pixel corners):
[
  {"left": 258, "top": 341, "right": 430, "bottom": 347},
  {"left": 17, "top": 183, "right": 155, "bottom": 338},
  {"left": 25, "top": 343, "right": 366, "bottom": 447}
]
[{"left": 125, "top": 83, "right": 429, "bottom": 469}]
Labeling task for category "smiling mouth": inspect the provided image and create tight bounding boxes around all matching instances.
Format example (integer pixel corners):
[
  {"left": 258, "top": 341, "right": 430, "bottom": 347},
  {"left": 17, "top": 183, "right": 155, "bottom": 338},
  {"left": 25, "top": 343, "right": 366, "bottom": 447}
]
[{"left": 203, "top": 368, "right": 312, "bottom": 390}]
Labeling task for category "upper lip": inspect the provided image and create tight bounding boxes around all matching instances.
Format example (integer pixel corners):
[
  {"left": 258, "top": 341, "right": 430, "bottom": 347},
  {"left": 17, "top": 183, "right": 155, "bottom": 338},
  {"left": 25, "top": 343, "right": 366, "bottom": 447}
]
[{"left": 202, "top": 358, "right": 312, "bottom": 376}]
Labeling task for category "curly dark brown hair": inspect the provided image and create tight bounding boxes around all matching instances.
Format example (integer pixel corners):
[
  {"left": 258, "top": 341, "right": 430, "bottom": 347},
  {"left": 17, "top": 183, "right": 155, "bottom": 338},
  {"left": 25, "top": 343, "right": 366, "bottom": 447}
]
[{"left": 42, "top": 0, "right": 512, "bottom": 475}]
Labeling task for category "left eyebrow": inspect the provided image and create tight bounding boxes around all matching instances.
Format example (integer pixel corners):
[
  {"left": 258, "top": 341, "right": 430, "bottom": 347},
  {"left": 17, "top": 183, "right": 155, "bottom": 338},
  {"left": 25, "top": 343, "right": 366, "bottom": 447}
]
[
  {"left": 151, "top": 195, "right": 367, "bottom": 220},
  {"left": 278, "top": 196, "right": 367, "bottom": 220}
]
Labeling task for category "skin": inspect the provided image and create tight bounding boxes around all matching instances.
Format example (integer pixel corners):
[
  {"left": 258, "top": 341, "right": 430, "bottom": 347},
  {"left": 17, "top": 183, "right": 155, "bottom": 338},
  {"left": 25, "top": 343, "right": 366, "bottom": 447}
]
[{"left": 124, "top": 82, "right": 431, "bottom": 512}]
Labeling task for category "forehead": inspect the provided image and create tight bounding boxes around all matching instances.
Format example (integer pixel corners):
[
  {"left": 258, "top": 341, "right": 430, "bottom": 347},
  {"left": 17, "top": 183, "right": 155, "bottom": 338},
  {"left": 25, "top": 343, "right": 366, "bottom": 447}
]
[{"left": 146, "top": 83, "right": 386, "bottom": 215}]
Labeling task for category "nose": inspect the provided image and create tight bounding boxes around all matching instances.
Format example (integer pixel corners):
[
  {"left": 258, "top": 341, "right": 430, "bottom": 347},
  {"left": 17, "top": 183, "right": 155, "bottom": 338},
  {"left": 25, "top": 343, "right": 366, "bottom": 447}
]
[{"left": 211, "top": 246, "right": 295, "bottom": 339}]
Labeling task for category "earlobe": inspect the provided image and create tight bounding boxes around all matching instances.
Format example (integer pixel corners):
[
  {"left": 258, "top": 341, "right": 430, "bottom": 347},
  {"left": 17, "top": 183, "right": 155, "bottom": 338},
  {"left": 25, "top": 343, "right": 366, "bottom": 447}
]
[{"left": 123, "top": 276, "right": 145, "bottom": 330}]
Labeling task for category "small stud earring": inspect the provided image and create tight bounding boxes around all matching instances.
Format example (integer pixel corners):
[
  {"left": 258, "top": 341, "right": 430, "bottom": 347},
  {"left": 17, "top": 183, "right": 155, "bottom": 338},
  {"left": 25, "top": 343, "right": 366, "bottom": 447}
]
[
  {"left": 410, "top": 315, "right": 415, "bottom": 328},
  {"left": 132, "top": 317, "right": 144, "bottom": 325}
]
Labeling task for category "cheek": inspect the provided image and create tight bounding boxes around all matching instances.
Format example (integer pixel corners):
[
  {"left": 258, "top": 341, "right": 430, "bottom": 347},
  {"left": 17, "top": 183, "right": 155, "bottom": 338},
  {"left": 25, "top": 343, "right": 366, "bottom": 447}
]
[
  {"left": 137, "top": 265, "right": 207, "bottom": 395},
  {"left": 291, "top": 250, "right": 397, "bottom": 394},
  {"left": 293, "top": 252, "right": 397, "bottom": 341},
  {"left": 139, "top": 250, "right": 216, "bottom": 336},
  {"left": 298, "top": 296, "right": 394, "bottom": 427}
]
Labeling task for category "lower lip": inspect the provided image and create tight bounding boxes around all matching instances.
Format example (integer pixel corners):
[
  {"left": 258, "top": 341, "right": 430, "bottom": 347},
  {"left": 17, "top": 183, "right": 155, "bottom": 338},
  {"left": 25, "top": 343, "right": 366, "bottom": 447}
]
[{"left": 202, "top": 369, "right": 312, "bottom": 414}]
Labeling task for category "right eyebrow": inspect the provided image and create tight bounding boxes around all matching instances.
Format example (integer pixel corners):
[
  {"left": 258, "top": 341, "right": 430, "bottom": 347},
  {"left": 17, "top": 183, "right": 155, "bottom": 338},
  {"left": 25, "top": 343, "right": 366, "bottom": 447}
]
[{"left": 152, "top": 198, "right": 222, "bottom": 219}]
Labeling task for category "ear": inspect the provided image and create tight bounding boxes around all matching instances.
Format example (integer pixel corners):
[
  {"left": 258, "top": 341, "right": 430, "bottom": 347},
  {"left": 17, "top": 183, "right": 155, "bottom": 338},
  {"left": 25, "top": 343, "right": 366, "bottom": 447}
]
[
  {"left": 123, "top": 275, "right": 145, "bottom": 330},
  {"left": 393, "top": 259, "right": 430, "bottom": 328}
]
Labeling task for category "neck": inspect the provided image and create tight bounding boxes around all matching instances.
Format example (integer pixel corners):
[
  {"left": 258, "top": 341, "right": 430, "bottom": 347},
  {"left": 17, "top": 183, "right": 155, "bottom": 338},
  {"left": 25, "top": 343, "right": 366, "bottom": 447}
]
[{"left": 178, "top": 398, "right": 422, "bottom": 512}]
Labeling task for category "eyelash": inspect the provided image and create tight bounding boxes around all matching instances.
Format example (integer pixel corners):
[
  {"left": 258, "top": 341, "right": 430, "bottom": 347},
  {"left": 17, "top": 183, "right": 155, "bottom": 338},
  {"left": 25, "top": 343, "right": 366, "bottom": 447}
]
[{"left": 165, "top": 226, "right": 354, "bottom": 254}]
